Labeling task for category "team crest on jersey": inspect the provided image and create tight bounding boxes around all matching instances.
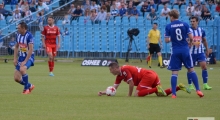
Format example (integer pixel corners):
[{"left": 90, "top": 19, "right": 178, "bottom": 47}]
[
  {"left": 123, "top": 71, "right": 127, "bottom": 76},
  {"left": 193, "top": 36, "right": 202, "bottom": 48},
  {"left": 19, "top": 43, "right": 28, "bottom": 52}
]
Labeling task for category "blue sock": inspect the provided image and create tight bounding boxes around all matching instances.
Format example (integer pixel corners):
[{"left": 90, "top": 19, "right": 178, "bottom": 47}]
[
  {"left": 187, "top": 72, "right": 192, "bottom": 84},
  {"left": 22, "top": 74, "right": 31, "bottom": 90},
  {"left": 19, "top": 79, "right": 25, "bottom": 85},
  {"left": 188, "top": 71, "right": 200, "bottom": 91},
  {"left": 202, "top": 69, "right": 208, "bottom": 84},
  {"left": 171, "top": 74, "right": 178, "bottom": 96}
]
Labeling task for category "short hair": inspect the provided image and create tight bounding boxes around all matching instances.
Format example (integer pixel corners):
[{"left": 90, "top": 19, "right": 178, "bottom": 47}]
[
  {"left": 153, "top": 23, "right": 158, "bottom": 26},
  {"left": 168, "top": 9, "right": 179, "bottom": 19},
  {"left": 190, "top": 16, "right": 199, "bottom": 22},
  {"left": 189, "top": 2, "right": 193, "bottom": 5},
  {"left": 18, "top": 22, "right": 28, "bottom": 30},
  {"left": 47, "top": 15, "right": 54, "bottom": 19},
  {"left": 101, "top": 5, "right": 106, "bottom": 10},
  {"left": 108, "top": 62, "right": 119, "bottom": 68}
]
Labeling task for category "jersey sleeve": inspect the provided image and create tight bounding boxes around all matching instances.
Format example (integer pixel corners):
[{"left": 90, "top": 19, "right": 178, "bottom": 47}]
[
  {"left": 56, "top": 27, "right": 60, "bottom": 36},
  {"left": 41, "top": 26, "right": 46, "bottom": 37},
  {"left": 114, "top": 76, "right": 123, "bottom": 85},
  {"left": 165, "top": 25, "right": 170, "bottom": 38},
  {"left": 122, "top": 69, "right": 132, "bottom": 83},
  {"left": 27, "top": 33, "right": 34, "bottom": 44}
]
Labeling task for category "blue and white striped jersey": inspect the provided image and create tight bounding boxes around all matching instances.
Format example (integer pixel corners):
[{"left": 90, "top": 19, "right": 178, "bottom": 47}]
[
  {"left": 16, "top": 31, "right": 34, "bottom": 58},
  {"left": 189, "top": 27, "right": 206, "bottom": 54}
]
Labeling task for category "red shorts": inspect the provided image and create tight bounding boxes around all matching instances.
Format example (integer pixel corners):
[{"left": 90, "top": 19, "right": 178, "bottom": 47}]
[
  {"left": 136, "top": 71, "right": 161, "bottom": 91},
  {"left": 46, "top": 45, "right": 57, "bottom": 56}
]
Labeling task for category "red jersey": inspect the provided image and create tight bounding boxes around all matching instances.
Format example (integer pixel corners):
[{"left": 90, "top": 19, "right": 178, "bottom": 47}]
[
  {"left": 216, "top": 6, "right": 220, "bottom": 12},
  {"left": 114, "top": 65, "right": 151, "bottom": 86},
  {"left": 41, "top": 25, "right": 60, "bottom": 47}
]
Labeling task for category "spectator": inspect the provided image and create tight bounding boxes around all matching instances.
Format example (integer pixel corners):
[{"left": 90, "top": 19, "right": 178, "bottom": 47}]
[
  {"left": 13, "top": 4, "right": 22, "bottom": 12},
  {"left": 160, "top": 4, "right": 171, "bottom": 17},
  {"left": 9, "top": 9, "right": 21, "bottom": 23},
  {"left": 201, "top": 3, "right": 207, "bottom": 12},
  {"left": 21, "top": 1, "right": 29, "bottom": 13},
  {"left": 7, "top": 37, "right": 16, "bottom": 55},
  {"left": 61, "top": 28, "right": 69, "bottom": 37},
  {"left": 105, "top": 1, "right": 111, "bottom": 13},
  {"left": 141, "top": 1, "right": 150, "bottom": 17},
  {"left": 133, "top": 0, "right": 140, "bottom": 6},
  {"left": 148, "top": 0, "right": 156, "bottom": 11},
  {"left": 90, "top": 1, "right": 100, "bottom": 12},
  {"left": 126, "top": 4, "right": 133, "bottom": 17},
  {"left": 193, "top": 6, "right": 201, "bottom": 19},
  {"left": 186, "top": 2, "right": 194, "bottom": 16},
  {"left": 216, "top": 2, "right": 220, "bottom": 15},
  {"left": 194, "top": 0, "right": 202, "bottom": 11},
  {"left": 110, "top": 3, "right": 119, "bottom": 18},
  {"left": 115, "top": 0, "right": 121, "bottom": 9},
  {"left": 147, "top": 8, "right": 157, "bottom": 20},
  {"left": 94, "top": 6, "right": 107, "bottom": 23},
  {"left": 0, "top": 13, "right": 4, "bottom": 20},
  {"left": 84, "top": 8, "right": 90, "bottom": 24},
  {"left": 70, "top": 5, "right": 83, "bottom": 22},
  {"left": 37, "top": 12, "right": 43, "bottom": 31},
  {"left": 24, "top": 7, "right": 32, "bottom": 23},
  {"left": 0, "top": 3, "right": 12, "bottom": 18},
  {"left": 45, "top": 0, "right": 52, "bottom": 5},
  {"left": 0, "top": 31, "right": 5, "bottom": 49},
  {"left": 83, "top": 0, "right": 90, "bottom": 12},
  {"left": 173, "top": 0, "right": 185, "bottom": 9},
  {"left": 10, "top": 0, "right": 19, "bottom": 11},
  {"left": 68, "top": 4, "right": 75, "bottom": 15},
  {"left": 161, "top": 0, "right": 170, "bottom": 4},
  {"left": 201, "top": 7, "right": 211, "bottom": 20},
  {"left": 119, "top": 3, "right": 126, "bottom": 16},
  {"left": 29, "top": 3, "right": 36, "bottom": 12},
  {"left": 90, "top": 9, "right": 97, "bottom": 23},
  {"left": 132, "top": 6, "right": 140, "bottom": 19},
  {"left": 37, "top": 0, "right": 49, "bottom": 12},
  {"left": 62, "top": 14, "right": 70, "bottom": 28},
  {"left": 208, "top": 48, "right": 216, "bottom": 64}
]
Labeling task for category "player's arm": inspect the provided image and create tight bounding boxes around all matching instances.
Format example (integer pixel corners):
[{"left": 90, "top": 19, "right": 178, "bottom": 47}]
[
  {"left": 188, "top": 33, "right": 193, "bottom": 47},
  {"left": 202, "top": 37, "right": 209, "bottom": 57},
  {"left": 127, "top": 79, "right": 134, "bottom": 97},
  {"left": 57, "top": 27, "right": 61, "bottom": 49},
  {"left": 13, "top": 43, "right": 19, "bottom": 66},
  {"left": 23, "top": 43, "right": 33, "bottom": 64},
  {"left": 41, "top": 27, "right": 46, "bottom": 48},
  {"left": 165, "top": 25, "right": 170, "bottom": 43}
]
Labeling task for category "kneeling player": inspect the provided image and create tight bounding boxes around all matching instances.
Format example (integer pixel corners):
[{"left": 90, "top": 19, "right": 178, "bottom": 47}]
[{"left": 98, "top": 62, "right": 190, "bottom": 97}]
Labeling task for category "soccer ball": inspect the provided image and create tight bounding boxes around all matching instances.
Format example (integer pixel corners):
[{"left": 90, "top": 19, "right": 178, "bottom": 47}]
[{"left": 106, "top": 86, "right": 116, "bottom": 96}]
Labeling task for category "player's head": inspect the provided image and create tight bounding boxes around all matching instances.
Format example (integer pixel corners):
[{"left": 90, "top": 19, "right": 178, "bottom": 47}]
[
  {"left": 168, "top": 9, "right": 179, "bottom": 21},
  {"left": 47, "top": 16, "right": 54, "bottom": 26},
  {"left": 190, "top": 16, "right": 199, "bottom": 28},
  {"left": 108, "top": 62, "right": 120, "bottom": 75},
  {"left": 17, "top": 22, "right": 28, "bottom": 34},
  {"left": 153, "top": 23, "right": 158, "bottom": 30}
]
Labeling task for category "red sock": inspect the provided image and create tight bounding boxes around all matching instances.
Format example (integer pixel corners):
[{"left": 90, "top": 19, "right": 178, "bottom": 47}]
[
  {"left": 138, "top": 88, "right": 157, "bottom": 97},
  {"left": 51, "top": 61, "right": 54, "bottom": 72},
  {"left": 165, "top": 86, "right": 180, "bottom": 96},
  {"left": 48, "top": 61, "right": 52, "bottom": 72}
]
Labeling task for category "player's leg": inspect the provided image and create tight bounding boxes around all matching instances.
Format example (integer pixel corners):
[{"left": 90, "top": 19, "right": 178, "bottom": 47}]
[
  {"left": 164, "top": 83, "right": 191, "bottom": 96},
  {"left": 46, "top": 46, "right": 54, "bottom": 76},
  {"left": 19, "top": 60, "right": 35, "bottom": 94},
  {"left": 187, "top": 54, "right": 196, "bottom": 90},
  {"left": 198, "top": 53, "right": 212, "bottom": 90},
  {"left": 167, "top": 53, "right": 182, "bottom": 98},
  {"left": 156, "top": 44, "right": 164, "bottom": 68},
  {"left": 147, "top": 44, "right": 154, "bottom": 68},
  {"left": 183, "top": 53, "right": 204, "bottom": 97},
  {"left": 50, "top": 46, "right": 57, "bottom": 75}
]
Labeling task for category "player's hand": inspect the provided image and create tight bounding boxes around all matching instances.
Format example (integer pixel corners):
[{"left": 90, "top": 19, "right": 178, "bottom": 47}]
[
  {"left": 147, "top": 44, "right": 150, "bottom": 49},
  {"left": 13, "top": 59, "right": 17, "bottom": 66},
  {"left": 98, "top": 91, "right": 103, "bottom": 96},
  {"left": 43, "top": 43, "right": 46, "bottom": 48},
  {"left": 20, "top": 61, "right": 26, "bottom": 67},
  {"left": 57, "top": 44, "right": 60, "bottom": 50}
]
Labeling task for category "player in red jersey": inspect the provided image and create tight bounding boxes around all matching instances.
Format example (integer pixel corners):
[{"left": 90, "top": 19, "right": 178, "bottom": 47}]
[
  {"left": 41, "top": 16, "right": 61, "bottom": 76},
  {"left": 98, "top": 62, "right": 191, "bottom": 97}
]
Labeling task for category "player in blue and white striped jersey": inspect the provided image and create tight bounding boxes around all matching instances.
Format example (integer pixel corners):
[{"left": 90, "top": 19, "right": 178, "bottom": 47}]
[
  {"left": 13, "top": 22, "right": 35, "bottom": 94},
  {"left": 188, "top": 16, "right": 212, "bottom": 90}
]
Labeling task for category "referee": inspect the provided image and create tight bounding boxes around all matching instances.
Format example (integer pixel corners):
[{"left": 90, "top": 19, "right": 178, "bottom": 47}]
[{"left": 146, "top": 23, "right": 164, "bottom": 68}]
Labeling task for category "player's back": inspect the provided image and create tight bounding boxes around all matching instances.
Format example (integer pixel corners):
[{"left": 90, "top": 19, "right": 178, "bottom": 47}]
[{"left": 166, "top": 20, "right": 190, "bottom": 52}]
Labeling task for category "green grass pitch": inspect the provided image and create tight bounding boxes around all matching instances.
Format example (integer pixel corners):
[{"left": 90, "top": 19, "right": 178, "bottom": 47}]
[{"left": 0, "top": 59, "right": 220, "bottom": 120}]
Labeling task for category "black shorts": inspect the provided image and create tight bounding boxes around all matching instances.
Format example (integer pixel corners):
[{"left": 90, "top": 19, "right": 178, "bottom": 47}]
[{"left": 149, "top": 43, "right": 161, "bottom": 54}]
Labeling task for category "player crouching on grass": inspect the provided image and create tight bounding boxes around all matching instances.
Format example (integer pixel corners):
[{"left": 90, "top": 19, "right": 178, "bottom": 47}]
[
  {"left": 13, "top": 22, "right": 35, "bottom": 94},
  {"left": 98, "top": 62, "right": 191, "bottom": 97}
]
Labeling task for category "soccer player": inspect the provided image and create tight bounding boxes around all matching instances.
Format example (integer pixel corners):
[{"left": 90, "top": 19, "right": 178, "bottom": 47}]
[
  {"left": 165, "top": 10, "right": 204, "bottom": 98},
  {"left": 98, "top": 62, "right": 191, "bottom": 97},
  {"left": 41, "top": 16, "right": 61, "bottom": 76},
  {"left": 146, "top": 23, "right": 164, "bottom": 68},
  {"left": 188, "top": 16, "right": 212, "bottom": 90},
  {"left": 13, "top": 22, "right": 35, "bottom": 94}
]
